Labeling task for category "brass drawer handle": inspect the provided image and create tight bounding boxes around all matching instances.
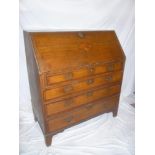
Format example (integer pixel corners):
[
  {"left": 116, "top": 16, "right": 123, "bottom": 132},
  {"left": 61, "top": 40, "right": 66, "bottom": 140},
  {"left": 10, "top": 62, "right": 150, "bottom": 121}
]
[
  {"left": 64, "top": 99, "right": 73, "bottom": 107},
  {"left": 85, "top": 104, "right": 94, "bottom": 110},
  {"left": 86, "top": 91, "right": 93, "bottom": 97},
  {"left": 87, "top": 79, "right": 94, "bottom": 85},
  {"left": 65, "top": 72, "right": 73, "bottom": 80},
  {"left": 105, "top": 75, "right": 113, "bottom": 81},
  {"left": 64, "top": 85, "right": 73, "bottom": 93},
  {"left": 107, "top": 64, "right": 114, "bottom": 71},
  {"left": 64, "top": 116, "right": 73, "bottom": 123}
]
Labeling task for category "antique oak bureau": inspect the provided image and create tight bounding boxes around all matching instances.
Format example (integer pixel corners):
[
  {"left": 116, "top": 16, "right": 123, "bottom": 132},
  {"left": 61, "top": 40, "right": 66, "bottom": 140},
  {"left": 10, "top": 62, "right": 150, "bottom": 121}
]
[{"left": 24, "top": 31, "right": 125, "bottom": 146}]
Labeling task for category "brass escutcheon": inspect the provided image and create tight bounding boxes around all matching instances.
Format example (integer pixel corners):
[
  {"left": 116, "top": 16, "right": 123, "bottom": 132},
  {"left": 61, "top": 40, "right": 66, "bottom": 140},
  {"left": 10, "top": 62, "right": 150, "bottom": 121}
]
[
  {"left": 64, "top": 85, "right": 73, "bottom": 93},
  {"left": 85, "top": 104, "right": 94, "bottom": 110},
  {"left": 78, "top": 32, "right": 85, "bottom": 38},
  {"left": 64, "top": 99, "right": 73, "bottom": 107},
  {"left": 88, "top": 67, "right": 95, "bottom": 74},
  {"left": 65, "top": 72, "right": 73, "bottom": 80},
  {"left": 64, "top": 116, "right": 73, "bottom": 123},
  {"left": 86, "top": 91, "right": 93, "bottom": 97},
  {"left": 87, "top": 79, "right": 94, "bottom": 85},
  {"left": 107, "top": 64, "right": 114, "bottom": 71}
]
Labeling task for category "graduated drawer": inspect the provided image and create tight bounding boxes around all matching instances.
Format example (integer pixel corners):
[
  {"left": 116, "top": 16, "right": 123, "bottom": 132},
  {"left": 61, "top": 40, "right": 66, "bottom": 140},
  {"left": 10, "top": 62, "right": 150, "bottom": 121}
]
[
  {"left": 45, "top": 84, "right": 121, "bottom": 116},
  {"left": 44, "top": 71, "right": 123, "bottom": 101},
  {"left": 46, "top": 61, "right": 123, "bottom": 85},
  {"left": 47, "top": 95, "right": 119, "bottom": 132}
]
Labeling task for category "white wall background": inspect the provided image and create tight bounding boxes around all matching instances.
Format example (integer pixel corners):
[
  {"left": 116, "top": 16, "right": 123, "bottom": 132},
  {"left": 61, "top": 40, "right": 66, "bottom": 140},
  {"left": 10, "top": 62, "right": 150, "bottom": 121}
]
[
  {"left": 19, "top": 1, "right": 135, "bottom": 154},
  {"left": 20, "top": 0, "right": 135, "bottom": 106}
]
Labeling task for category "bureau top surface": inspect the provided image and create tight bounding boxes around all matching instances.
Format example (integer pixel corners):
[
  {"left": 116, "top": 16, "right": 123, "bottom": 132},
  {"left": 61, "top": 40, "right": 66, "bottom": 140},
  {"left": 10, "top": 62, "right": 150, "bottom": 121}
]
[{"left": 28, "top": 31, "right": 125, "bottom": 74}]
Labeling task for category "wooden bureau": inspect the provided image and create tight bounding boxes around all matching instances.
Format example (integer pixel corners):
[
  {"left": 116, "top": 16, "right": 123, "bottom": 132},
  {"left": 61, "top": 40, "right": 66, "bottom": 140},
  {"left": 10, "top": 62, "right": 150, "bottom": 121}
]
[{"left": 23, "top": 31, "right": 125, "bottom": 146}]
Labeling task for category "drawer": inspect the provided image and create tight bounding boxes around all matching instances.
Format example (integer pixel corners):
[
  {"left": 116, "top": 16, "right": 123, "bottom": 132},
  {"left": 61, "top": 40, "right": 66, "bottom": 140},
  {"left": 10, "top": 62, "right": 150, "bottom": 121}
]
[
  {"left": 47, "top": 95, "right": 119, "bottom": 132},
  {"left": 46, "top": 61, "right": 123, "bottom": 85},
  {"left": 45, "top": 84, "right": 121, "bottom": 116},
  {"left": 44, "top": 71, "right": 123, "bottom": 101}
]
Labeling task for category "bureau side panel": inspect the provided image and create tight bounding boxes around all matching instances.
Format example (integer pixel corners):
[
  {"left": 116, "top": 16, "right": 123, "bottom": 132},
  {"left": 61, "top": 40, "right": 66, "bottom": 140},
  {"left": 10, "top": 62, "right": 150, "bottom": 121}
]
[{"left": 23, "top": 31, "right": 46, "bottom": 133}]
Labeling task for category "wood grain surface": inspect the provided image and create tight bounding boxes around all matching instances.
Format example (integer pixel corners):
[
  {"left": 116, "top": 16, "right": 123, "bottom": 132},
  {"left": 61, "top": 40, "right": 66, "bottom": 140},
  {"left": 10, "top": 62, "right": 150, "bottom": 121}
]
[{"left": 24, "top": 31, "right": 125, "bottom": 146}]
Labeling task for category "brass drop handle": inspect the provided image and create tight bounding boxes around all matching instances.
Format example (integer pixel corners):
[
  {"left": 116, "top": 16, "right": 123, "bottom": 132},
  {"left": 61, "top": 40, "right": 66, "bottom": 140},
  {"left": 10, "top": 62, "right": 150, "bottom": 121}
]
[
  {"left": 85, "top": 104, "right": 94, "bottom": 110},
  {"left": 105, "top": 75, "right": 113, "bottom": 81},
  {"left": 86, "top": 91, "right": 93, "bottom": 97},
  {"left": 64, "top": 99, "right": 73, "bottom": 107},
  {"left": 64, "top": 116, "right": 73, "bottom": 123},
  {"left": 65, "top": 72, "right": 73, "bottom": 80},
  {"left": 87, "top": 79, "right": 94, "bottom": 85},
  {"left": 64, "top": 85, "right": 73, "bottom": 93},
  {"left": 107, "top": 64, "right": 114, "bottom": 71}
]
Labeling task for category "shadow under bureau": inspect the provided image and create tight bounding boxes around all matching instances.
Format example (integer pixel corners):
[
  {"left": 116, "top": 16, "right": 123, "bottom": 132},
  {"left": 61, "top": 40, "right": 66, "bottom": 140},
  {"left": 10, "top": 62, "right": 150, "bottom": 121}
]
[{"left": 23, "top": 31, "right": 125, "bottom": 146}]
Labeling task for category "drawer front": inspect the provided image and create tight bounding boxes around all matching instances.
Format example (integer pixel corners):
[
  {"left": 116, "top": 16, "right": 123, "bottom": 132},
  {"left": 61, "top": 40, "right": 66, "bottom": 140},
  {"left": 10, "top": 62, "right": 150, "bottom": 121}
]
[
  {"left": 47, "top": 95, "right": 119, "bottom": 132},
  {"left": 46, "top": 62, "right": 123, "bottom": 85},
  {"left": 45, "top": 84, "right": 121, "bottom": 116},
  {"left": 44, "top": 71, "right": 123, "bottom": 101}
]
